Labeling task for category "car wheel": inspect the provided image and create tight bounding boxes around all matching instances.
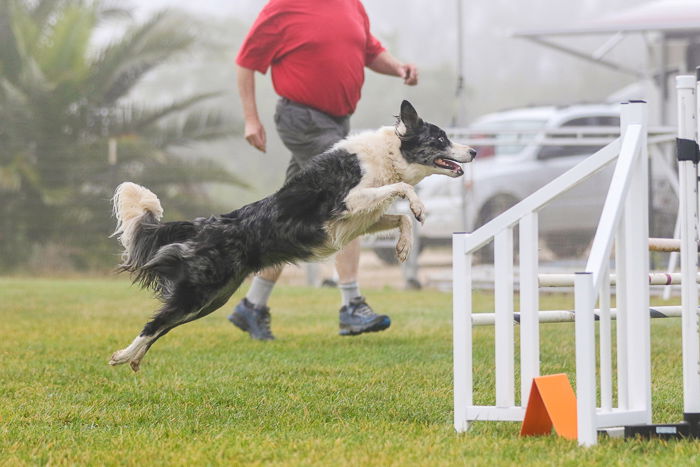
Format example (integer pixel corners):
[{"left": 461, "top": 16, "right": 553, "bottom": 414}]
[
  {"left": 475, "top": 194, "right": 519, "bottom": 263},
  {"left": 373, "top": 246, "right": 400, "bottom": 265},
  {"left": 544, "top": 231, "right": 592, "bottom": 259}
]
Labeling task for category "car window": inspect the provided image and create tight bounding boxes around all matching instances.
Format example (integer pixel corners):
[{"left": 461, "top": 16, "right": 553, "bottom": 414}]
[
  {"left": 563, "top": 116, "right": 620, "bottom": 127},
  {"left": 470, "top": 119, "right": 547, "bottom": 157},
  {"left": 537, "top": 115, "right": 620, "bottom": 160}
]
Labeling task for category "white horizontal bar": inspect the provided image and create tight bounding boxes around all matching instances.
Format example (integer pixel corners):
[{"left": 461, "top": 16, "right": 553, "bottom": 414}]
[
  {"left": 471, "top": 306, "right": 685, "bottom": 326},
  {"left": 446, "top": 126, "right": 675, "bottom": 137},
  {"left": 450, "top": 134, "right": 674, "bottom": 147},
  {"left": 463, "top": 407, "right": 649, "bottom": 426},
  {"left": 538, "top": 272, "right": 700, "bottom": 287},
  {"left": 648, "top": 237, "right": 690, "bottom": 252},
  {"left": 456, "top": 137, "right": 618, "bottom": 146},
  {"left": 466, "top": 406, "right": 526, "bottom": 422},
  {"left": 595, "top": 409, "right": 650, "bottom": 428}
]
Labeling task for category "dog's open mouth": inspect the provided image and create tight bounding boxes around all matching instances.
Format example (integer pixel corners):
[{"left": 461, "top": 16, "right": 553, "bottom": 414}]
[{"left": 434, "top": 157, "right": 464, "bottom": 175}]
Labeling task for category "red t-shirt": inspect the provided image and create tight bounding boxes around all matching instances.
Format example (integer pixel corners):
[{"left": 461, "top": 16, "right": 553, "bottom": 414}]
[{"left": 236, "top": 0, "right": 385, "bottom": 117}]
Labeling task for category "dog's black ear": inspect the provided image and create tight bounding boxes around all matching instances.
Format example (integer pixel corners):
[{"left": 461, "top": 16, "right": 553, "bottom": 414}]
[{"left": 400, "top": 100, "right": 421, "bottom": 130}]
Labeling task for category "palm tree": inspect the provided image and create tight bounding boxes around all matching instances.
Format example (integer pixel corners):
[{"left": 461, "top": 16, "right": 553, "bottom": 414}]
[{"left": 0, "top": 0, "right": 244, "bottom": 270}]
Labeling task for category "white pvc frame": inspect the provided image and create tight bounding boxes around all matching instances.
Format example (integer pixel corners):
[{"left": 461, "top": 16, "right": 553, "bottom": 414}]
[
  {"left": 454, "top": 79, "right": 700, "bottom": 445},
  {"left": 452, "top": 98, "right": 685, "bottom": 445}
]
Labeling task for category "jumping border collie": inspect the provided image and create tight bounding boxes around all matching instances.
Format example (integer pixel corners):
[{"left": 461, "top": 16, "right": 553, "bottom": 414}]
[{"left": 109, "top": 100, "right": 476, "bottom": 371}]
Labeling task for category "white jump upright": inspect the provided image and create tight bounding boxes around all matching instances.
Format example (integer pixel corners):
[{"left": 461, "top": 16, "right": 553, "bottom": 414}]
[
  {"left": 677, "top": 74, "right": 700, "bottom": 419},
  {"left": 450, "top": 89, "right": 700, "bottom": 444}
]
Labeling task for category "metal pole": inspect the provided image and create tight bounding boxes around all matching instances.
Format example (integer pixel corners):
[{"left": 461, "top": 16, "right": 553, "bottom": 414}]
[
  {"left": 454, "top": 0, "right": 466, "bottom": 127},
  {"left": 455, "top": 0, "right": 469, "bottom": 234}
]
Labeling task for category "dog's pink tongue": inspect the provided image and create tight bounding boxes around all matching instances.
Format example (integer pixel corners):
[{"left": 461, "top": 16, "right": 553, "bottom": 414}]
[{"left": 437, "top": 158, "right": 461, "bottom": 171}]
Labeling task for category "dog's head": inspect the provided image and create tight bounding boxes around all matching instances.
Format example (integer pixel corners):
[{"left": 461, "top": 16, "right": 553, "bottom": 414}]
[{"left": 396, "top": 100, "right": 476, "bottom": 178}]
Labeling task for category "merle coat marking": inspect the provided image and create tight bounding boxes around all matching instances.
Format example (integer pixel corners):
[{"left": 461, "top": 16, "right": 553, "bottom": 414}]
[{"left": 109, "top": 101, "right": 475, "bottom": 371}]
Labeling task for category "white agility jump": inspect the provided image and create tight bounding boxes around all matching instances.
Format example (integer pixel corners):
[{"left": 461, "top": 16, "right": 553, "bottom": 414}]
[{"left": 452, "top": 75, "right": 700, "bottom": 445}]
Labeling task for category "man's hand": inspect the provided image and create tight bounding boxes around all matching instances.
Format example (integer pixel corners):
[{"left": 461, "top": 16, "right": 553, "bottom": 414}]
[
  {"left": 237, "top": 66, "right": 267, "bottom": 153},
  {"left": 367, "top": 51, "right": 419, "bottom": 86},
  {"left": 399, "top": 63, "right": 418, "bottom": 86},
  {"left": 244, "top": 118, "right": 267, "bottom": 153}
]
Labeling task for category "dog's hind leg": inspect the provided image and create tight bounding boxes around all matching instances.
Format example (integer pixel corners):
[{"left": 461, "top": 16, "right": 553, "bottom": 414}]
[
  {"left": 109, "top": 334, "right": 158, "bottom": 371},
  {"left": 110, "top": 281, "right": 207, "bottom": 371},
  {"left": 109, "top": 299, "right": 185, "bottom": 371},
  {"left": 110, "top": 276, "right": 246, "bottom": 371}
]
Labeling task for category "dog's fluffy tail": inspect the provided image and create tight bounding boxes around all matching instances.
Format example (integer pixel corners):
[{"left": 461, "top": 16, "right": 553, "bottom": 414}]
[
  {"left": 111, "top": 182, "right": 199, "bottom": 294},
  {"left": 112, "top": 182, "right": 164, "bottom": 265}
]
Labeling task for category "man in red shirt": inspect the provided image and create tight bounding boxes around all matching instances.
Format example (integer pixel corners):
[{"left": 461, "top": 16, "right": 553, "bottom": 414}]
[{"left": 229, "top": 0, "right": 418, "bottom": 340}]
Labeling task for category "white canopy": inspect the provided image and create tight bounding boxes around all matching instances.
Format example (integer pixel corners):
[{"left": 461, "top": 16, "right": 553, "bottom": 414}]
[
  {"left": 515, "top": 0, "right": 700, "bottom": 37},
  {"left": 511, "top": 0, "right": 700, "bottom": 124}
]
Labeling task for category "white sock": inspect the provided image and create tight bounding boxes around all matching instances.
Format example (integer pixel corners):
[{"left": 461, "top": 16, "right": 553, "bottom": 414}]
[
  {"left": 245, "top": 277, "right": 276, "bottom": 308},
  {"left": 338, "top": 281, "right": 361, "bottom": 307}
]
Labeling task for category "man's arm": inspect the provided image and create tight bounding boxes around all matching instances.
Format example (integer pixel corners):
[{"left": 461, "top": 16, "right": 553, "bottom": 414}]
[
  {"left": 367, "top": 51, "right": 418, "bottom": 86},
  {"left": 236, "top": 65, "right": 267, "bottom": 153}
]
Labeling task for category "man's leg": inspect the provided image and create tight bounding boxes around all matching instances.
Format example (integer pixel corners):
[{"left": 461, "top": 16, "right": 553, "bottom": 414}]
[
  {"left": 336, "top": 238, "right": 391, "bottom": 336},
  {"left": 229, "top": 99, "right": 339, "bottom": 340},
  {"left": 335, "top": 237, "right": 360, "bottom": 304},
  {"left": 228, "top": 265, "right": 283, "bottom": 340},
  {"left": 248, "top": 264, "right": 284, "bottom": 307}
]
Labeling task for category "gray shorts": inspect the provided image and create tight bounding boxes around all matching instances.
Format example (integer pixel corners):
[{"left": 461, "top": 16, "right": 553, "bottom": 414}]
[{"left": 274, "top": 98, "right": 350, "bottom": 183}]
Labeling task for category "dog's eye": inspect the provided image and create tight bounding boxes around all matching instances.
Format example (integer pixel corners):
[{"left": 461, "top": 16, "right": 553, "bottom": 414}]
[{"left": 438, "top": 136, "right": 446, "bottom": 144}]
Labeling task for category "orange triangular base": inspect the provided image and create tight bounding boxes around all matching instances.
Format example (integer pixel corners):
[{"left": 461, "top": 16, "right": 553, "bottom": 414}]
[{"left": 520, "top": 373, "right": 577, "bottom": 440}]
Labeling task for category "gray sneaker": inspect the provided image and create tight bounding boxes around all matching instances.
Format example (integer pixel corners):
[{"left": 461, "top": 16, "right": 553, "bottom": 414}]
[
  {"left": 228, "top": 298, "right": 275, "bottom": 340},
  {"left": 339, "top": 296, "right": 391, "bottom": 336}
]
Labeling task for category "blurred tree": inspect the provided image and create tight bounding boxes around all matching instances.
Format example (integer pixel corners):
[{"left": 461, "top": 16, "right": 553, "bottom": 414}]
[{"left": 0, "top": 0, "right": 244, "bottom": 270}]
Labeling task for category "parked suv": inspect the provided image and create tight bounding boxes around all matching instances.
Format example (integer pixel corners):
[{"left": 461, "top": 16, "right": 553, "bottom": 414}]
[{"left": 369, "top": 103, "right": 676, "bottom": 263}]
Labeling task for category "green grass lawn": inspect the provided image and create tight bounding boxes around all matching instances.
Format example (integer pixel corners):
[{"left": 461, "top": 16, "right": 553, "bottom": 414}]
[{"left": 1, "top": 278, "right": 698, "bottom": 466}]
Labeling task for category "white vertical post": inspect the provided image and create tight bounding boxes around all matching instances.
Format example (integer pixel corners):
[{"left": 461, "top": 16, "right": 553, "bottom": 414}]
[
  {"left": 519, "top": 212, "right": 539, "bottom": 405},
  {"left": 622, "top": 100, "right": 651, "bottom": 420},
  {"left": 575, "top": 272, "right": 597, "bottom": 447},
  {"left": 678, "top": 74, "right": 700, "bottom": 414},
  {"left": 599, "top": 263, "right": 613, "bottom": 412},
  {"left": 453, "top": 233, "right": 472, "bottom": 432},
  {"left": 615, "top": 103, "right": 629, "bottom": 410},
  {"left": 494, "top": 228, "right": 515, "bottom": 407}
]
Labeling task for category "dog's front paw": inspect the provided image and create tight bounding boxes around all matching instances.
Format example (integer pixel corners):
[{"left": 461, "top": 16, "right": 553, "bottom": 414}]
[
  {"left": 396, "top": 234, "right": 412, "bottom": 263},
  {"left": 410, "top": 201, "right": 426, "bottom": 224}
]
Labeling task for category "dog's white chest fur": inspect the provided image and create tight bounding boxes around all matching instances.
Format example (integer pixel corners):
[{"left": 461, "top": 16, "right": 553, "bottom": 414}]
[{"left": 309, "top": 127, "right": 431, "bottom": 258}]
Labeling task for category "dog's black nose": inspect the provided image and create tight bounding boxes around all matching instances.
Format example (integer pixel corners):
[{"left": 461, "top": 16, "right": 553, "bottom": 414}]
[{"left": 469, "top": 148, "right": 477, "bottom": 157}]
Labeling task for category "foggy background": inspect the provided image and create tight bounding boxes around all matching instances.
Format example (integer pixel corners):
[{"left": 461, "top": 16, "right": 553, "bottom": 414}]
[{"left": 0, "top": 0, "right": 662, "bottom": 272}]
